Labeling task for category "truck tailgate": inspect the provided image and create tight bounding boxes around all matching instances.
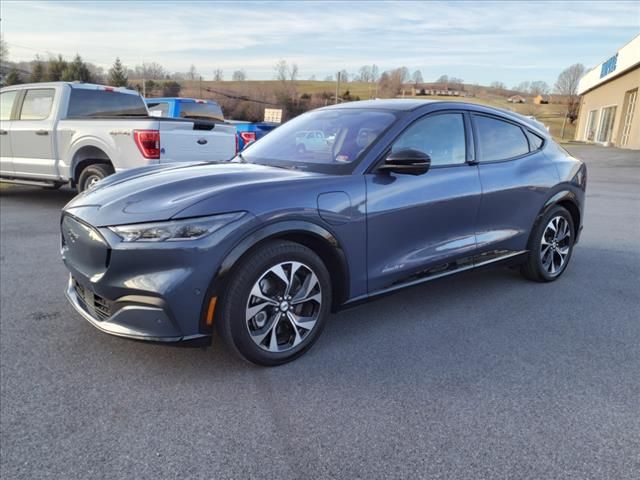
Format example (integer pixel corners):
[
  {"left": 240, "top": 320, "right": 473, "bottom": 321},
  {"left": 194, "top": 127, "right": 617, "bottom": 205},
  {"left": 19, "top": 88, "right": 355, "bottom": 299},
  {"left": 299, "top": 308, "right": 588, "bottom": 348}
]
[{"left": 158, "top": 121, "right": 236, "bottom": 163}]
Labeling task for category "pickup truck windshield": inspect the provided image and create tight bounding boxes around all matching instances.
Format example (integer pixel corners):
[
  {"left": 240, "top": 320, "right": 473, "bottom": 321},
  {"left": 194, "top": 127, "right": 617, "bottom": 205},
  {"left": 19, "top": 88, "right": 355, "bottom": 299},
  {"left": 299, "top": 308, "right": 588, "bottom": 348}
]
[
  {"left": 236, "top": 108, "right": 396, "bottom": 174},
  {"left": 67, "top": 89, "right": 148, "bottom": 117}
]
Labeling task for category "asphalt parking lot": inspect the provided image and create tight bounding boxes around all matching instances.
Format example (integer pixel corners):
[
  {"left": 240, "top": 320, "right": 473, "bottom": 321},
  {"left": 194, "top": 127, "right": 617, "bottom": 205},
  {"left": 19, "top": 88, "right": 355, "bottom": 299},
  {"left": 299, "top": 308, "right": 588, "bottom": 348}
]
[{"left": 1, "top": 144, "right": 639, "bottom": 479}]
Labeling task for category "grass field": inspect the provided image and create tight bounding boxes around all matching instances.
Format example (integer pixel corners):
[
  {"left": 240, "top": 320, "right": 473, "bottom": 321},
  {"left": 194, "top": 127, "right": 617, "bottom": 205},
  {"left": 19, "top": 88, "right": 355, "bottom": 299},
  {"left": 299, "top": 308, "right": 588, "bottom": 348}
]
[{"left": 171, "top": 79, "right": 575, "bottom": 141}]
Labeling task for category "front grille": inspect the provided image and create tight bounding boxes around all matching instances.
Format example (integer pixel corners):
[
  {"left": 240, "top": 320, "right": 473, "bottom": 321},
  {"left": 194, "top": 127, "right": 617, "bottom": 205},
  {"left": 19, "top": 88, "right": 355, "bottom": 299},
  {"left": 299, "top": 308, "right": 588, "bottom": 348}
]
[{"left": 73, "top": 278, "right": 112, "bottom": 320}]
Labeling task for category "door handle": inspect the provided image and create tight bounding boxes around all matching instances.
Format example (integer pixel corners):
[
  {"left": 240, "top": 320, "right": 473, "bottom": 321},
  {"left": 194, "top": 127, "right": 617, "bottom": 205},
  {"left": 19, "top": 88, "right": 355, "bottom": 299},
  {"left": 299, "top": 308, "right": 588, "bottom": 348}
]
[
  {"left": 0, "top": 130, "right": 7, "bottom": 135},
  {"left": 197, "top": 138, "right": 208, "bottom": 145},
  {"left": 35, "top": 130, "right": 49, "bottom": 136}
]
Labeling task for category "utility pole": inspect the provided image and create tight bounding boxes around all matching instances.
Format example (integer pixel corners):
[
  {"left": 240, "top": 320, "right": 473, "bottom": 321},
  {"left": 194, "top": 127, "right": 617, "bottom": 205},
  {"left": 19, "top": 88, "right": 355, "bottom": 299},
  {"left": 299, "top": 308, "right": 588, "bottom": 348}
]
[
  {"left": 142, "top": 77, "right": 146, "bottom": 97},
  {"left": 199, "top": 76, "right": 202, "bottom": 98},
  {"left": 335, "top": 71, "right": 341, "bottom": 104}
]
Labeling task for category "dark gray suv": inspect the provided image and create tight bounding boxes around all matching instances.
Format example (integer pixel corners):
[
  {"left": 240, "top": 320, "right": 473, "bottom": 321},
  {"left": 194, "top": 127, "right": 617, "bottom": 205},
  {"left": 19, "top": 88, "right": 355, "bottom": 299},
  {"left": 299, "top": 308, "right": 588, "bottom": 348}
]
[{"left": 61, "top": 100, "right": 586, "bottom": 365}]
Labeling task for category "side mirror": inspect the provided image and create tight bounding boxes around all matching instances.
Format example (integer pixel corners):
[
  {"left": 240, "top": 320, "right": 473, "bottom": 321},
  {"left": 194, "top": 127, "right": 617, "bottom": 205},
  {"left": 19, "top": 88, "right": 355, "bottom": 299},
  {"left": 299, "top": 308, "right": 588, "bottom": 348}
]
[{"left": 378, "top": 149, "right": 431, "bottom": 175}]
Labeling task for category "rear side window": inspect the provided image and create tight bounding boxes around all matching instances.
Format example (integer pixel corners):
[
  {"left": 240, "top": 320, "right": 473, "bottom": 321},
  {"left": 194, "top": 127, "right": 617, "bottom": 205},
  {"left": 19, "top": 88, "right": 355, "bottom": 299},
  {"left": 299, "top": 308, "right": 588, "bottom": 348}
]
[
  {"left": 20, "top": 89, "right": 55, "bottom": 120},
  {"left": 67, "top": 89, "right": 147, "bottom": 117},
  {"left": 147, "top": 102, "right": 170, "bottom": 117},
  {"left": 527, "top": 131, "right": 544, "bottom": 151},
  {"left": 474, "top": 115, "right": 529, "bottom": 161},
  {"left": 0, "top": 90, "right": 18, "bottom": 120},
  {"left": 179, "top": 102, "right": 224, "bottom": 122},
  {"left": 392, "top": 113, "right": 466, "bottom": 166}
]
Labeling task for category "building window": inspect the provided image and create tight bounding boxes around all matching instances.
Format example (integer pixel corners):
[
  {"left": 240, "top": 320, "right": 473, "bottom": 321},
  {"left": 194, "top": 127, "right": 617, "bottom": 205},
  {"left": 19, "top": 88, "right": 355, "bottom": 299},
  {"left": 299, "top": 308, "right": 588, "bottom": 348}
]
[
  {"left": 585, "top": 110, "right": 599, "bottom": 142},
  {"left": 597, "top": 106, "right": 617, "bottom": 144},
  {"left": 620, "top": 89, "right": 637, "bottom": 147}
]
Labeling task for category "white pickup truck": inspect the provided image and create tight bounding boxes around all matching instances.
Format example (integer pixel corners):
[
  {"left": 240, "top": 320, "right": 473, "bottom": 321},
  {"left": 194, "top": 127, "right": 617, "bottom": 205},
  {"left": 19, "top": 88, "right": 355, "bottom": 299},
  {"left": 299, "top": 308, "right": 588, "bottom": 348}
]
[{"left": 0, "top": 82, "right": 237, "bottom": 191}]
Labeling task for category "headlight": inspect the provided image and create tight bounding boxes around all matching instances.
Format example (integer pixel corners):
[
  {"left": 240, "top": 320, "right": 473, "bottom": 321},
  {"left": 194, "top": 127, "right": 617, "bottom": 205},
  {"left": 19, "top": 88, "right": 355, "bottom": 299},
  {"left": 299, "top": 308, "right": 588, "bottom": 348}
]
[{"left": 108, "top": 212, "right": 245, "bottom": 242}]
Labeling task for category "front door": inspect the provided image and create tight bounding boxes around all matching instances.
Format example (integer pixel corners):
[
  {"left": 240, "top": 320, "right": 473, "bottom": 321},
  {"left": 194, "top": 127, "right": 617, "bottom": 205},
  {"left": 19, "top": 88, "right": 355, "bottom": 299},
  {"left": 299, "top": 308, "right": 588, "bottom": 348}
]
[
  {"left": 11, "top": 88, "right": 57, "bottom": 179},
  {"left": 365, "top": 111, "right": 481, "bottom": 293},
  {"left": 0, "top": 90, "right": 18, "bottom": 175}
]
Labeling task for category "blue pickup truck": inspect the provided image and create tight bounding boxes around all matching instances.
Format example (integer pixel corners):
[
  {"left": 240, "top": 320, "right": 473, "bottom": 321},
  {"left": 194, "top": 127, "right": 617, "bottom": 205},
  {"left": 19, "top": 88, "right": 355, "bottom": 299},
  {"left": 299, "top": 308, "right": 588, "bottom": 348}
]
[
  {"left": 145, "top": 97, "right": 277, "bottom": 150},
  {"left": 227, "top": 120, "right": 279, "bottom": 150}
]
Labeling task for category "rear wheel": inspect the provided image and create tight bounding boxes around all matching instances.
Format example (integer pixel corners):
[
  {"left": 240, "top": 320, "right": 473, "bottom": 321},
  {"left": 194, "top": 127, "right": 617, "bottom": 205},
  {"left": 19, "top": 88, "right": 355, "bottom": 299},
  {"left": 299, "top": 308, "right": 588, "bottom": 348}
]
[
  {"left": 77, "top": 163, "right": 113, "bottom": 192},
  {"left": 217, "top": 240, "right": 331, "bottom": 366},
  {"left": 521, "top": 205, "right": 575, "bottom": 282}
]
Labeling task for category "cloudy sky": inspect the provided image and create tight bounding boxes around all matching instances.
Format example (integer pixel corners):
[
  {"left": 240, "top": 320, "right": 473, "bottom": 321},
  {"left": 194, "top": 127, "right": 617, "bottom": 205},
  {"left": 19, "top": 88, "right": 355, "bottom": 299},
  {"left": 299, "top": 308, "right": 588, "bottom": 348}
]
[{"left": 2, "top": 0, "right": 639, "bottom": 85}]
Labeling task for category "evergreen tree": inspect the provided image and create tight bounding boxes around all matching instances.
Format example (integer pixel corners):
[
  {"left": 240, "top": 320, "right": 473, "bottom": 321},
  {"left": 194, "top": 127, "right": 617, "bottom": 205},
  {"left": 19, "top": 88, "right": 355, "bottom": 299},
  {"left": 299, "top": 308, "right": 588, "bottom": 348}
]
[
  {"left": 108, "top": 57, "right": 128, "bottom": 87},
  {"left": 62, "top": 54, "right": 92, "bottom": 82},
  {"left": 5, "top": 67, "right": 23, "bottom": 85},
  {"left": 30, "top": 55, "right": 46, "bottom": 82},
  {"left": 47, "top": 55, "right": 67, "bottom": 81}
]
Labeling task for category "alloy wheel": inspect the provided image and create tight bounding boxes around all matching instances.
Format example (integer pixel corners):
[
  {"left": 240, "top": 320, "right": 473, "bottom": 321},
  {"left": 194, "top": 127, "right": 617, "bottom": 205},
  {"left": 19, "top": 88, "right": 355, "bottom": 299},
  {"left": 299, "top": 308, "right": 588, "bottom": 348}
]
[
  {"left": 245, "top": 261, "right": 322, "bottom": 353},
  {"left": 540, "top": 215, "right": 571, "bottom": 276}
]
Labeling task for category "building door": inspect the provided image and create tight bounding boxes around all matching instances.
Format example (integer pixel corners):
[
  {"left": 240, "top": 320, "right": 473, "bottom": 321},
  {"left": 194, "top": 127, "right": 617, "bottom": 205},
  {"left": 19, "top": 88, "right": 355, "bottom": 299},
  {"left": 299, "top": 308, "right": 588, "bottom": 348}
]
[
  {"left": 596, "top": 106, "right": 617, "bottom": 144},
  {"left": 585, "top": 109, "right": 598, "bottom": 141},
  {"left": 619, "top": 89, "right": 637, "bottom": 147}
]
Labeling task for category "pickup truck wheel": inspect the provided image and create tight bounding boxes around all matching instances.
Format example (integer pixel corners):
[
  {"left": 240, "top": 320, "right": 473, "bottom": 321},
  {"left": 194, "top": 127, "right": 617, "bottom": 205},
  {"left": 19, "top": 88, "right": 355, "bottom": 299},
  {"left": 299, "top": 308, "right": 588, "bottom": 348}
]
[{"left": 78, "top": 164, "right": 113, "bottom": 192}]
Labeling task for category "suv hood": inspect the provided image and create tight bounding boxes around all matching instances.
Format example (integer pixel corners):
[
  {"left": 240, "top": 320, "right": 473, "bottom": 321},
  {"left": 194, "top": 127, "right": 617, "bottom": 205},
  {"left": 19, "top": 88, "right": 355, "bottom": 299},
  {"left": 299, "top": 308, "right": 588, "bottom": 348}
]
[{"left": 64, "top": 162, "right": 317, "bottom": 227}]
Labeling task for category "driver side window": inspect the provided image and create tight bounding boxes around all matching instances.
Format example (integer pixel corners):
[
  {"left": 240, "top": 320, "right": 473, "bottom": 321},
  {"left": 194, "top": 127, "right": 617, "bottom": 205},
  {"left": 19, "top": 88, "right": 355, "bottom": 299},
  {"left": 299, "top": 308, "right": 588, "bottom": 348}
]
[{"left": 392, "top": 113, "right": 466, "bottom": 166}]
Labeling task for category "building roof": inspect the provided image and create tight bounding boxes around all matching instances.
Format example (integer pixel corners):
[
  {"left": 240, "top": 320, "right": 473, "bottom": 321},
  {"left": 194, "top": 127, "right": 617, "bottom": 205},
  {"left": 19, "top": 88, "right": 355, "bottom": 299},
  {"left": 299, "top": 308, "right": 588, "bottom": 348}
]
[{"left": 578, "top": 34, "right": 640, "bottom": 95}]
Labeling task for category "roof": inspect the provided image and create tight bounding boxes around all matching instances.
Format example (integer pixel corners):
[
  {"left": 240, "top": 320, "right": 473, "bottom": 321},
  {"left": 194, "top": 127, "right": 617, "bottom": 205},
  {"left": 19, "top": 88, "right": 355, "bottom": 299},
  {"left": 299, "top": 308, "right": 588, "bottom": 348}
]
[
  {"left": 318, "top": 99, "right": 548, "bottom": 136},
  {"left": 578, "top": 33, "right": 640, "bottom": 95},
  {"left": 321, "top": 99, "right": 437, "bottom": 111},
  {"left": 0, "top": 81, "right": 138, "bottom": 95}
]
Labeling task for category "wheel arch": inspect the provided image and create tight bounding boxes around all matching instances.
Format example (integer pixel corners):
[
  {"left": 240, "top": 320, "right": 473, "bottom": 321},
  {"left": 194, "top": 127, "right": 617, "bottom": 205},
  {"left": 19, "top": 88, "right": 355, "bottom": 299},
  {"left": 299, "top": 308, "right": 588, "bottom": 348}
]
[
  {"left": 534, "top": 190, "right": 582, "bottom": 241},
  {"left": 71, "top": 146, "right": 113, "bottom": 185},
  {"left": 207, "top": 221, "right": 350, "bottom": 325}
]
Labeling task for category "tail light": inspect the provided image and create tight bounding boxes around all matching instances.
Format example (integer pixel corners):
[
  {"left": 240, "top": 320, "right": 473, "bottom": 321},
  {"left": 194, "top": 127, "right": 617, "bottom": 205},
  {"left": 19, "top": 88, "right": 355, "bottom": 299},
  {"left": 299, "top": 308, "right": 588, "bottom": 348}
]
[
  {"left": 240, "top": 131, "right": 256, "bottom": 145},
  {"left": 133, "top": 130, "right": 161, "bottom": 159}
]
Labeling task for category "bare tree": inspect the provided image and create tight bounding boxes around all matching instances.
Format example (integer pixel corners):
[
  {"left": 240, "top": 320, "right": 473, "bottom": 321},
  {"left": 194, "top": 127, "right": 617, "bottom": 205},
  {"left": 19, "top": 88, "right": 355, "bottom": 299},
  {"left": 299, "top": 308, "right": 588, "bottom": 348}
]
[
  {"left": 515, "top": 81, "right": 531, "bottom": 93},
  {"left": 232, "top": 69, "right": 247, "bottom": 81},
  {"left": 187, "top": 64, "right": 198, "bottom": 81},
  {"left": 359, "top": 65, "right": 372, "bottom": 83},
  {"left": 289, "top": 63, "right": 299, "bottom": 82},
  {"left": 324, "top": 74, "right": 334, "bottom": 82},
  {"left": 338, "top": 69, "right": 349, "bottom": 83},
  {"left": 370, "top": 64, "right": 379, "bottom": 83},
  {"left": 490, "top": 81, "right": 508, "bottom": 95},
  {"left": 412, "top": 70, "right": 424, "bottom": 85},
  {"left": 555, "top": 63, "right": 586, "bottom": 122},
  {"left": 449, "top": 77, "right": 464, "bottom": 90},
  {"left": 530, "top": 80, "right": 550, "bottom": 96},
  {"left": 213, "top": 69, "right": 224, "bottom": 81},
  {"left": 0, "top": 33, "right": 8, "bottom": 63},
  {"left": 436, "top": 74, "right": 449, "bottom": 84},
  {"left": 274, "top": 59, "right": 288, "bottom": 82},
  {"left": 134, "top": 62, "right": 166, "bottom": 80}
]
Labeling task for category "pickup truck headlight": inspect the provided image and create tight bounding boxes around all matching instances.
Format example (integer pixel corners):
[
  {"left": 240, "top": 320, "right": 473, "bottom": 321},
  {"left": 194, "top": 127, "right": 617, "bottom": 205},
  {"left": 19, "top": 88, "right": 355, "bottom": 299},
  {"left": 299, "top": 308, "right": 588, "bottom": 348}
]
[{"left": 108, "top": 212, "right": 245, "bottom": 242}]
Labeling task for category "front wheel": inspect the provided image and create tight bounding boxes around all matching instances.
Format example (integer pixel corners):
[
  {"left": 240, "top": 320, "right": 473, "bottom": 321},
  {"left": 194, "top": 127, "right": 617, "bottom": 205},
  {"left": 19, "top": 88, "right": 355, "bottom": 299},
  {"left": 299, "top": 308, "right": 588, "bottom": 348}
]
[
  {"left": 521, "top": 206, "right": 575, "bottom": 282},
  {"left": 217, "top": 240, "right": 332, "bottom": 366}
]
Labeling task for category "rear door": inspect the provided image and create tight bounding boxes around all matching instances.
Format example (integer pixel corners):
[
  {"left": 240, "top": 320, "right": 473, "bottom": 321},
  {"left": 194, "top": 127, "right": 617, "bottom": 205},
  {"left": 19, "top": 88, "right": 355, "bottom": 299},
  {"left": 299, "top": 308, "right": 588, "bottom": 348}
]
[
  {"left": 471, "top": 113, "right": 559, "bottom": 260},
  {"left": 0, "top": 89, "right": 19, "bottom": 175},
  {"left": 11, "top": 87, "right": 58, "bottom": 178}
]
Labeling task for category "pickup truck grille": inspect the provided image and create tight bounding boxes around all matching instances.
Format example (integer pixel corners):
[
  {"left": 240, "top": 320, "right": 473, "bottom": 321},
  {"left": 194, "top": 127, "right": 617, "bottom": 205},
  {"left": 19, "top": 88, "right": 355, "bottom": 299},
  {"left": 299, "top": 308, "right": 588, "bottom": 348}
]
[{"left": 73, "top": 278, "right": 112, "bottom": 321}]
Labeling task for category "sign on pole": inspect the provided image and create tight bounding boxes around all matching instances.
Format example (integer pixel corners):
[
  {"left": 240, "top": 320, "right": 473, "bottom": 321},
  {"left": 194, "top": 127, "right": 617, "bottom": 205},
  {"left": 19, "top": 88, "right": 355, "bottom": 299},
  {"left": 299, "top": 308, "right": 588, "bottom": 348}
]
[{"left": 264, "top": 108, "right": 283, "bottom": 123}]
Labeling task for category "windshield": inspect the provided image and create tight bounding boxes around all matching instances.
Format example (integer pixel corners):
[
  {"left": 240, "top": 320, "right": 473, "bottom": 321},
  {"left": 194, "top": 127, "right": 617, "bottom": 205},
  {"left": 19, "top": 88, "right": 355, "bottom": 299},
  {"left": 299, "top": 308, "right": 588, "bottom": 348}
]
[{"left": 236, "top": 108, "right": 397, "bottom": 174}]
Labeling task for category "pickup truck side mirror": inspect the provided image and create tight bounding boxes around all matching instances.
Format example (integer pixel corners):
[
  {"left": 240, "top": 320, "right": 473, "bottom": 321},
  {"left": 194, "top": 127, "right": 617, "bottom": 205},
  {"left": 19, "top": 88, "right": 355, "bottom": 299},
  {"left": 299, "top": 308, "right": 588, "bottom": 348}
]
[{"left": 377, "top": 149, "right": 431, "bottom": 175}]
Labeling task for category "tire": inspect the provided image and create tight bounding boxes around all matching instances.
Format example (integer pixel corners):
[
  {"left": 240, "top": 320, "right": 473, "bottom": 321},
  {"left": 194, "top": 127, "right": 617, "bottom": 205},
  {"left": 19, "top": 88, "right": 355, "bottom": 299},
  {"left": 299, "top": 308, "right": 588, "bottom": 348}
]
[
  {"left": 521, "top": 205, "right": 575, "bottom": 282},
  {"left": 77, "top": 163, "right": 113, "bottom": 192},
  {"left": 217, "top": 240, "right": 332, "bottom": 366}
]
